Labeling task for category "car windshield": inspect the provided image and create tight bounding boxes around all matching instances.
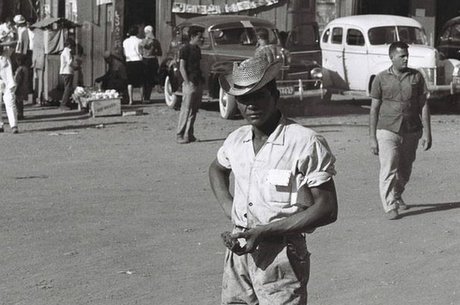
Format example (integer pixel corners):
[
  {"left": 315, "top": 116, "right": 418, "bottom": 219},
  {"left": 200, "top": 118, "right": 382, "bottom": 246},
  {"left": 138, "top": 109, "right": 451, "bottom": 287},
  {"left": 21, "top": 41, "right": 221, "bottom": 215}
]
[
  {"left": 368, "top": 26, "right": 427, "bottom": 45},
  {"left": 286, "top": 24, "right": 319, "bottom": 48},
  {"left": 211, "top": 27, "right": 278, "bottom": 46}
]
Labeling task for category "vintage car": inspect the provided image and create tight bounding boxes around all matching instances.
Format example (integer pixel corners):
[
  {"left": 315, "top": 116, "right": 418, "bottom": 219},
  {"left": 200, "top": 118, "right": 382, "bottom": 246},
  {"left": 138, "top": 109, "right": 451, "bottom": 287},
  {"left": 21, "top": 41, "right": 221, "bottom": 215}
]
[
  {"left": 437, "top": 16, "right": 460, "bottom": 61},
  {"left": 320, "top": 15, "right": 460, "bottom": 99},
  {"left": 160, "top": 15, "right": 326, "bottom": 119}
]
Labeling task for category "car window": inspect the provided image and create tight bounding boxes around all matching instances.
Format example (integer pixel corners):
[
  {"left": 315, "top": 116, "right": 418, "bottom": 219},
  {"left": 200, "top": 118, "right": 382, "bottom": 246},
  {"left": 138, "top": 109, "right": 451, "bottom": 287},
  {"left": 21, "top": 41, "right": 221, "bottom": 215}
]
[
  {"left": 322, "top": 28, "right": 330, "bottom": 43},
  {"left": 331, "top": 27, "right": 343, "bottom": 44},
  {"left": 212, "top": 27, "right": 276, "bottom": 46},
  {"left": 286, "top": 24, "right": 318, "bottom": 47},
  {"left": 346, "top": 28, "right": 365, "bottom": 46},
  {"left": 368, "top": 26, "right": 427, "bottom": 45},
  {"left": 452, "top": 24, "right": 460, "bottom": 42},
  {"left": 397, "top": 26, "right": 427, "bottom": 45}
]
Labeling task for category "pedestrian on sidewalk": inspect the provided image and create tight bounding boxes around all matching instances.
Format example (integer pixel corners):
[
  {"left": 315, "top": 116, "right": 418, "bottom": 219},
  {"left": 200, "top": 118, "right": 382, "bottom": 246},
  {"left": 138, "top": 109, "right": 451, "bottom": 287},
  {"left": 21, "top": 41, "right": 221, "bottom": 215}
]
[
  {"left": 369, "top": 41, "right": 432, "bottom": 220},
  {"left": 14, "top": 53, "right": 29, "bottom": 120},
  {"left": 59, "top": 38, "right": 75, "bottom": 110},
  {"left": 209, "top": 56, "right": 338, "bottom": 305},
  {"left": 176, "top": 27, "right": 204, "bottom": 144},
  {"left": 0, "top": 46, "right": 19, "bottom": 133}
]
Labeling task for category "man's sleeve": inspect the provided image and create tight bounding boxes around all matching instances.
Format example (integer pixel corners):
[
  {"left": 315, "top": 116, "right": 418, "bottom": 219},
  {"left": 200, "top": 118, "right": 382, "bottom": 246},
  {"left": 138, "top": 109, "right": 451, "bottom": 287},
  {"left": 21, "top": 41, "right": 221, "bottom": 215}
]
[
  {"left": 369, "top": 74, "right": 382, "bottom": 99},
  {"left": 216, "top": 141, "right": 232, "bottom": 169},
  {"left": 297, "top": 135, "right": 336, "bottom": 188}
]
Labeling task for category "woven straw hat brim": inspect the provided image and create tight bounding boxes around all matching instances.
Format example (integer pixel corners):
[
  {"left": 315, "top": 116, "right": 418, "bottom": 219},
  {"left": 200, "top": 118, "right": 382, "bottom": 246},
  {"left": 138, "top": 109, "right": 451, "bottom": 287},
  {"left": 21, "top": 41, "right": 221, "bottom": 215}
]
[{"left": 220, "top": 60, "right": 282, "bottom": 97}]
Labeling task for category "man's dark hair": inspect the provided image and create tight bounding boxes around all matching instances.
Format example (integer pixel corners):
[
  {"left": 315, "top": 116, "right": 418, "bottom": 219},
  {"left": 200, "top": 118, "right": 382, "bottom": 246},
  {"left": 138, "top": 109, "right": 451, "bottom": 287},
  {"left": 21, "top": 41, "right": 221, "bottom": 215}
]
[
  {"left": 64, "top": 38, "right": 75, "bottom": 48},
  {"left": 389, "top": 41, "right": 409, "bottom": 57},
  {"left": 256, "top": 28, "right": 269, "bottom": 41},
  {"left": 128, "top": 25, "right": 138, "bottom": 37},
  {"left": 188, "top": 26, "right": 204, "bottom": 39}
]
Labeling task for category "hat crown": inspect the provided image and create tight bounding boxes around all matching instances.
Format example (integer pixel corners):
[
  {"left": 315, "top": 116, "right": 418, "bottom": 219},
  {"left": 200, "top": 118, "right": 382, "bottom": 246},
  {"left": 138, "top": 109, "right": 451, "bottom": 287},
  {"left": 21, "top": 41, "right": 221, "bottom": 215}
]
[
  {"left": 232, "top": 56, "right": 272, "bottom": 87},
  {"left": 13, "top": 15, "right": 26, "bottom": 24}
]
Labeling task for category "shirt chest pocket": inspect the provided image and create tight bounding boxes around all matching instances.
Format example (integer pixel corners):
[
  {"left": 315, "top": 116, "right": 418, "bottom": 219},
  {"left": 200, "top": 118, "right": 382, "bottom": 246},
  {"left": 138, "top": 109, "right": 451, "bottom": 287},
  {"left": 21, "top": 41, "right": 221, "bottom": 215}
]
[{"left": 263, "top": 169, "right": 292, "bottom": 204}]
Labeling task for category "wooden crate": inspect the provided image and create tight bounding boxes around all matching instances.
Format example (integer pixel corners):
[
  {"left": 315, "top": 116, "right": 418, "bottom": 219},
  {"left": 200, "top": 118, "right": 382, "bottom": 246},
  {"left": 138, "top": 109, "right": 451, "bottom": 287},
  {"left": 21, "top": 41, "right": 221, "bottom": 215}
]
[{"left": 90, "top": 98, "right": 122, "bottom": 117}]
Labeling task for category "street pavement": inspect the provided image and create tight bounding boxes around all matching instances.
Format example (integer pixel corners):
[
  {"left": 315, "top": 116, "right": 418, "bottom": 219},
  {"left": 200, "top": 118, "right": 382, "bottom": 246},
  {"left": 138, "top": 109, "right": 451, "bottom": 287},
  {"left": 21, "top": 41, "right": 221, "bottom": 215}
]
[{"left": 0, "top": 94, "right": 459, "bottom": 305}]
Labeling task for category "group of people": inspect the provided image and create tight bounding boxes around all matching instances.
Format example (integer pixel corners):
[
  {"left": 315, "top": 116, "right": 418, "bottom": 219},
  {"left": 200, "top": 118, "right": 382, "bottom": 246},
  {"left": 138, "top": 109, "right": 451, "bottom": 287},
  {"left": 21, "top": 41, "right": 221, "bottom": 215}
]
[
  {"left": 0, "top": 14, "right": 35, "bottom": 134},
  {"left": 118, "top": 24, "right": 163, "bottom": 105},
  {"left": 206, "top": 40, "right": 431, "bottom": 304}
]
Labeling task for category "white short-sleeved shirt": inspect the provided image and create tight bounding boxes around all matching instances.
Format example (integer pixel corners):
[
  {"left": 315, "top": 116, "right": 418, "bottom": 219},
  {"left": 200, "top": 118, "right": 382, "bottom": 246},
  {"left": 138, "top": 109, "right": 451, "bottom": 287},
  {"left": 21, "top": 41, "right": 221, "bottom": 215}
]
[
  {"left": 59, "top": 47, "right": 73, "bottom": 75},
  {"left": 217, "top": 117, "right": 336, "bottom": 228},
  {"left": 0, "top": 56, "right": 16, "bottom": 91},
  {"left": 122, "top": 36, "right": 142, "bottom": 62}
]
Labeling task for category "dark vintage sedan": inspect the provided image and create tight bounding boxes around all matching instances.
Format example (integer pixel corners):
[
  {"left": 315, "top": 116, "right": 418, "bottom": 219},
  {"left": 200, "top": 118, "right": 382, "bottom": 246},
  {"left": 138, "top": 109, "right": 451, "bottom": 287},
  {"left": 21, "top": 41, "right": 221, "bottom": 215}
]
[
  {"left": 438, "top": 16, "right": 460, "bottom": 61},
  {"left": 160, "top": 15, "right": 326, "bottom": 119}
]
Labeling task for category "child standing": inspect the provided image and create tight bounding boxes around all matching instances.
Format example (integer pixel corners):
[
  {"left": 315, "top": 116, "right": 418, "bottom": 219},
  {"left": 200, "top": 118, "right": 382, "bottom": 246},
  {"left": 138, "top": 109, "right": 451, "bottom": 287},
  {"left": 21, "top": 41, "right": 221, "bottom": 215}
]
[{"left": 14, "top": 54, "right": 29, "bottom": 120}]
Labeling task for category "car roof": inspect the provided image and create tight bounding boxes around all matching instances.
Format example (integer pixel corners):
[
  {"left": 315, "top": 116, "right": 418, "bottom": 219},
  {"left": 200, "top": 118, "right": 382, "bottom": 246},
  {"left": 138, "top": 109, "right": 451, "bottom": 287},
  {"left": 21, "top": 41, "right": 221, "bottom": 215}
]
[
  {"left": 442, "top": 16, "right": 460, "bottom": 29},
  {"left": 176, "top": 15, "right": 275, "bottom": 30},
  {"left": 325, "top": 14, "right": 422, "bottom": 30}
]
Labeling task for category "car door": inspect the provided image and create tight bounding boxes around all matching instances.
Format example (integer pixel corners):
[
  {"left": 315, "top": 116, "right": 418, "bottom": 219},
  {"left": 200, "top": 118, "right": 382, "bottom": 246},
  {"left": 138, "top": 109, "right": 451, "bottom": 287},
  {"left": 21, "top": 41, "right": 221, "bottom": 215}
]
[
  {"left": 321, "top": 26, "right": 348, "bottom": 89},
  {"left": 343, "top": 27, "right": 368, "bottom": 91}
]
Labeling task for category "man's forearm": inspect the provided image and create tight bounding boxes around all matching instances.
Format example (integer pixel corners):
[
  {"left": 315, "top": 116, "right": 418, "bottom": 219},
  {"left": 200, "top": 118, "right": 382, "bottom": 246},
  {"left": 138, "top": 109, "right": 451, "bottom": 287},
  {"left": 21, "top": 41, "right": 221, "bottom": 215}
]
[
  {"left": 369, "top": 99, "right": 381, "bottom": 138},
  {"left": 422, "top": 100, "right": 431, "bottom": 135}
]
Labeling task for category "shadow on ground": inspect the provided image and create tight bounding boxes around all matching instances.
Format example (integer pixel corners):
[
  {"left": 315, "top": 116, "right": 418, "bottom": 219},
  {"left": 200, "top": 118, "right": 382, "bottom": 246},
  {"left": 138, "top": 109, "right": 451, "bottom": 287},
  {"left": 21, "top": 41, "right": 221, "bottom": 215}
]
[{"left": 400, "top": 201, "right": 460, "bottom": 218}]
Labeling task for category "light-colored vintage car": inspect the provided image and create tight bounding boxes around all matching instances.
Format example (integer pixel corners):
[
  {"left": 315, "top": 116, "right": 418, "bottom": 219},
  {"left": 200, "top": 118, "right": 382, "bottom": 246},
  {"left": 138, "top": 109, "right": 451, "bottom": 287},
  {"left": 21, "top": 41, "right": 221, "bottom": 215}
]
[
  {"left": 160, "top": 15, "right": 326, "bottom": 119},
  {"left": 320, "top": 15, "right": 460, "bottom": 99}
]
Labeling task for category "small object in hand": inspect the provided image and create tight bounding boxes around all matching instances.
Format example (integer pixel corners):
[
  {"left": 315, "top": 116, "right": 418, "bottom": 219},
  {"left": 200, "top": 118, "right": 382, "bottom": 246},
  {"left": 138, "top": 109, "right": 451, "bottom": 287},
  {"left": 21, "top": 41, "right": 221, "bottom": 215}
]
[{"left": 221, "top": 231, "right": 243, "bottom": 252}]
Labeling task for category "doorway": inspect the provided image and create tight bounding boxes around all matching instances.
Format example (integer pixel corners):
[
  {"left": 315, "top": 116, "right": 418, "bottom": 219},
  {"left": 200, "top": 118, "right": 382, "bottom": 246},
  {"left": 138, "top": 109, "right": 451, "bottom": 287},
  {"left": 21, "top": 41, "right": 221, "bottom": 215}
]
[{"left": 124, "top": 0, "right": 156, "bottom": 36}]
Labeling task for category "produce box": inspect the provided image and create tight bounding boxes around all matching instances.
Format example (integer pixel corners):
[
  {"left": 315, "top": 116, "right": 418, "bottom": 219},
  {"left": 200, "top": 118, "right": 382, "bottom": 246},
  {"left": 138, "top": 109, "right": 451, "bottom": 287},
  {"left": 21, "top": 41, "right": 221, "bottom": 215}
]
[{"left": 90, "top": 98, "right": 122, "bottom": 117}]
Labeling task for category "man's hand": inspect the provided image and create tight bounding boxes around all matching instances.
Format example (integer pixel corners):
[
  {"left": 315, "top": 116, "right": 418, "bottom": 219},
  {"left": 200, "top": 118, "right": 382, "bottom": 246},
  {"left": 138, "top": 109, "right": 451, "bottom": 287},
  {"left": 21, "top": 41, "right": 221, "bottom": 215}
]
[
  {"left": 370, "top": 137, "right": 379, "bottom": 155},
  {"left": 230, "top": 227, "right": 265, "bottom": 255},
  {"left": 421, "top": 133, "right": 432, "bottom": 151}
]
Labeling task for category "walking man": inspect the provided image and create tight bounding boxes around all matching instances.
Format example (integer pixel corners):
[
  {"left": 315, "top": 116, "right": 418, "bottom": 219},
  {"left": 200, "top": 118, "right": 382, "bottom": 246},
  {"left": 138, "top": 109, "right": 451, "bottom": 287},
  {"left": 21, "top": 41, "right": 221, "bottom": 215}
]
[
  {"left": 176, "top": 27, "right": 204, "bottom": 144},
  {"left": 209, "top": 56, "right": 338, "bottom": 305},
  {"left": 369, "top": 41, "right": 432, "bottom": 220}
]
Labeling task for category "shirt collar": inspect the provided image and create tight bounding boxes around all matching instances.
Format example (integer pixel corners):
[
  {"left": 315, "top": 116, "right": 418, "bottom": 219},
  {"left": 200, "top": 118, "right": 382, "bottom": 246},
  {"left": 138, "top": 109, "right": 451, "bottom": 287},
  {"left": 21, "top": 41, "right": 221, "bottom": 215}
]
[
  {"left": 242, "top": 115, "right": 288, "bottom": 146},
  {"left": 387, "top": 66, "right": 411, "bottom": 78}
]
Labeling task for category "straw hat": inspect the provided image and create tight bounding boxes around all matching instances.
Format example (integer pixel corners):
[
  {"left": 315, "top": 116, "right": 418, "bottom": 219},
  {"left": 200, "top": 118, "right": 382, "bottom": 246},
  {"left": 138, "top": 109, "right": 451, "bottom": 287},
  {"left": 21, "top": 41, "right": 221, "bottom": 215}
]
[
  {"left": 219, "top": 56, "right": 282, "bottom": 96},
  {"left": 13, "top": 15, "right": 26, "bottom": 25}
]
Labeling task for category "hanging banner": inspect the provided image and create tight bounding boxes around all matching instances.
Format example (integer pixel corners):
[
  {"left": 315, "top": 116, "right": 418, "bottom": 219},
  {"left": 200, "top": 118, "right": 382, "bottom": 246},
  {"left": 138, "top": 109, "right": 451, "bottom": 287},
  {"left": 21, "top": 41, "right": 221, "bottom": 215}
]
[{"left": 172, "top": 0, "right": 279, "bottom": 14}]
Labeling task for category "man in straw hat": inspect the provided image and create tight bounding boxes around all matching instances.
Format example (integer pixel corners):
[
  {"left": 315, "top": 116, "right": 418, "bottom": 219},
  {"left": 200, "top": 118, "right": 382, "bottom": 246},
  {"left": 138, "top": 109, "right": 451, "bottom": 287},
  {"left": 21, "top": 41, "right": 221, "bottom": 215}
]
[{"left": 209, "top": 56, "right": 338, "bottom": 305}]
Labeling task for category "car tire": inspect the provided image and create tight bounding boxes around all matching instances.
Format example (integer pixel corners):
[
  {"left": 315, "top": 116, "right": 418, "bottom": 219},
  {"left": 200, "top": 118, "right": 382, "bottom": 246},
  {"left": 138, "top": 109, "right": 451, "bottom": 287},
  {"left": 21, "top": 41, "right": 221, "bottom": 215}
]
[
  {"left": 219, "top": 87, "right": 237, "bottom": 119},
  {"left": 164, "top": 76, "right": 182, "bottom": 109}
]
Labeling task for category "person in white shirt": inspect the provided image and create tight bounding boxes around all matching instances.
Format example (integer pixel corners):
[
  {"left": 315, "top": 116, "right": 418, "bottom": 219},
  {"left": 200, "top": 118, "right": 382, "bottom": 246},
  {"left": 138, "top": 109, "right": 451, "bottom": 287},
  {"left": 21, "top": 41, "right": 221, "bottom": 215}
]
[
  {"left": 122, "top": 25, "right": 143, "bottom": 105},
  {"left": 0, "top": 46, "right": 18, "bottom": 133},
  {"left": 59, "top": 39, "right": 75, "bottom": 110}
]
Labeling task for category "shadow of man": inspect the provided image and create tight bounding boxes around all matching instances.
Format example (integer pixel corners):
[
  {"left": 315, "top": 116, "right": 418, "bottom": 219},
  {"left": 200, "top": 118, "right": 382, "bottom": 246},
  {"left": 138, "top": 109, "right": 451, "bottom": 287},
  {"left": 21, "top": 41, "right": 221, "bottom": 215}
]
[{"left": 399, "top": 202, "right": 460, "bottom": 218}]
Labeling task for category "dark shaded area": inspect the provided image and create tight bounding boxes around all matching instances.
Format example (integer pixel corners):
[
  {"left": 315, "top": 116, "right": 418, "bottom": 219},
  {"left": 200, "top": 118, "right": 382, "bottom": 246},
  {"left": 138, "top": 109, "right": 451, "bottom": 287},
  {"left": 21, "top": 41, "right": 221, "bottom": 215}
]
[{"left": 400, "top": 202, "right": 460, "bottom": 218}]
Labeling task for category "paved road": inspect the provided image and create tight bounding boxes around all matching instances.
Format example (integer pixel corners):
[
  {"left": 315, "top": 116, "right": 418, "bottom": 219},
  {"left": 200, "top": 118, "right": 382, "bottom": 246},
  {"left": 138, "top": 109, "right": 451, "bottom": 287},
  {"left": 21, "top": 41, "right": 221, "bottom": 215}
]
[{"left": 1, "top": 95, "right": 458, "bottom": 305}]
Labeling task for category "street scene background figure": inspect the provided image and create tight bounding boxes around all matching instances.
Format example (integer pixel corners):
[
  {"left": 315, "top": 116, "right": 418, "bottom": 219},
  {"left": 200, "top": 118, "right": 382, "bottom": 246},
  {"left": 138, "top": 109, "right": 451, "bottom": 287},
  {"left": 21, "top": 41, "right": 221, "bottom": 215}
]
[
  {"left": 176, "top": 26, "right": 204, "bottom": 144},
  {"left": 140, "top": 25, "right": 162, "bottom": 102},
  {"left": 0, "top": 45, "right": 18, "bottom": 133},
  {"left": 209, "top": 56, "right": 338, "bottom": 305},
  {"left": 369, "top": 41, "right": 432, "bottom": 220},
  {"left": 59, "top": 38, "right": 75, "bottom": 110},
  {"left": 123, "top": 25, "right": 143, "bottom": 105},
  {"left": 95, "top": 50, "right": 128, "bottom": 102},
  {"left": 13, "top": 53, "right": 29, "bottom": 120}
]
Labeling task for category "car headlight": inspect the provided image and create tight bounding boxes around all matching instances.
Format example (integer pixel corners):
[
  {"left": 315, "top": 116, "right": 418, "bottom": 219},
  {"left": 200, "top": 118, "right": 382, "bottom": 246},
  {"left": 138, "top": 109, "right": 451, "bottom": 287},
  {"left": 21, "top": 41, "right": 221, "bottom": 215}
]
[{"left": 310, "top": 67, "right": 323, "bottom": 79}]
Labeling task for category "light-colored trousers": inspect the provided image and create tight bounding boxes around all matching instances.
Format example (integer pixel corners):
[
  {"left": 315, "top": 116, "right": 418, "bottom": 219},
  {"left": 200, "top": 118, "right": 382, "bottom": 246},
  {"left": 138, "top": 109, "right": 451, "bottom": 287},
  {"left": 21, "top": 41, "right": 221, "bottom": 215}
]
[
  {"left": 376, "top": 129, "right": 421, "bottom": 212},
  {"left": 0, "top": 87, "right": 18, "bottom": 129},
  {"left": 176, "top": 82, "right": 202, "bottom": 139}
]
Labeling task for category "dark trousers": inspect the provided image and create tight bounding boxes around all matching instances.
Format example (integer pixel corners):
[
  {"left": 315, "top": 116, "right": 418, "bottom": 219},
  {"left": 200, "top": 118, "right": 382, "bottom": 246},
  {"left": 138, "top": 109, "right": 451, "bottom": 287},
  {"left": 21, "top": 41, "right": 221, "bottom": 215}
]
[{"left": 61, "top": 74, "right": 74, "bottom": 106}]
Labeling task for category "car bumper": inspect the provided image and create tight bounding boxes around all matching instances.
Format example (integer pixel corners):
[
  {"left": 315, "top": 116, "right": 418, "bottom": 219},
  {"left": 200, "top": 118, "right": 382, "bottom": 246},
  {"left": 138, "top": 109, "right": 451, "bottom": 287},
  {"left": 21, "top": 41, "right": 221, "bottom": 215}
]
[
  {"left": 427, "top": 77, "right": 460, "bottom": 98},
  {"left": 276, "top": 79, "right": 327, "bottom": 100}
]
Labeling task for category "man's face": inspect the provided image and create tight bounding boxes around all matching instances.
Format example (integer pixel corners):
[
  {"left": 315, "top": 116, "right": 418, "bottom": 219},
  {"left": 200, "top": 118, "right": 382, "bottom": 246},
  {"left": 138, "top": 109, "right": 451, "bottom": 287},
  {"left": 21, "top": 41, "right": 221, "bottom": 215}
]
[
  {"left": 391, "top": 47, "right": 409, "bottom": 71},
  {"left": 236, "top": 87, "right": 278, "bottom": 128},
  {"left": 191, "top": 32, "right": 204, "bottom": 46}
]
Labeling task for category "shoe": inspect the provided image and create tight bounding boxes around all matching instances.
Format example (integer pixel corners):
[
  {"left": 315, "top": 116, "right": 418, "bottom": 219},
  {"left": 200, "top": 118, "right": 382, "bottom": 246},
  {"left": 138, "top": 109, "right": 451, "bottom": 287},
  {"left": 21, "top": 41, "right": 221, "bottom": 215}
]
[
  {"left": 11, "top": 127, "right": 19, "bottom": 134},
  {"left": 395, "top": 199, "right": 409, "bottom": 210},
  {"left": 385, "top": 209, "right": 399, "bottom": 220},
  {"left": 188, "top": 135, "right": 199, "bottom": 143},
  {"left": 176, "top": 136, "right": 190, "bottom": 144}
]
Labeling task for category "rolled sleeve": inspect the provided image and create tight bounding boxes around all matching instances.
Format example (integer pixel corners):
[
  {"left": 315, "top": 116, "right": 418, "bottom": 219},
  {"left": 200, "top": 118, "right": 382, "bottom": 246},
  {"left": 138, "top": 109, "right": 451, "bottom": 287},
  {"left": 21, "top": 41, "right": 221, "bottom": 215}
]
[
  {"left": 217, "top": 145, "right": 232, "bottom": 169},
  {"left": 369, "top": 74, "right": 382, "bottom": 100},
  {"left": 298, "top": 135, "right": 336, "bottom": 188}
]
